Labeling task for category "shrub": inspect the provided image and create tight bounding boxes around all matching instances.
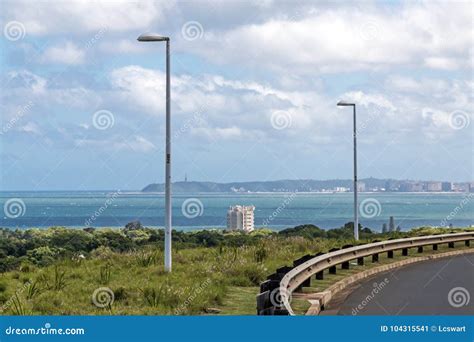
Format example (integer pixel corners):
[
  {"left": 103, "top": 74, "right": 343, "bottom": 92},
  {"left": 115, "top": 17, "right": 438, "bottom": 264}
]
[
  {"left": 113, "top": 287, "right": 127, "bottom": 301},
  {"left": 19, "top": 261, "right": 34, "bottom": 273},
  {"left": 254, "top": 244, "right": 267, "bottom": 263},
  {"left": 0, "top": 256, "right": 20, "bottom": 273},
  {"left": 90, "top": 246, "right": 114, "bottom": 260},
  {"left": 27, "top": 246, "right": 64, "bottom": 267}
]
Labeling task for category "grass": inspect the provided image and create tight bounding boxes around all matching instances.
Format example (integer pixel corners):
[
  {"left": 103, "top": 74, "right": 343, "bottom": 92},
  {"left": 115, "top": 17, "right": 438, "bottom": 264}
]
[
  {"left": 217, "top": 287, "right": 259, "bottom": 315},
  {"left": 0, "top": 237, "right": 321, "bottom": 315},
  {"left": 0, "top": 227, "right": 472, "bottom": 315}
]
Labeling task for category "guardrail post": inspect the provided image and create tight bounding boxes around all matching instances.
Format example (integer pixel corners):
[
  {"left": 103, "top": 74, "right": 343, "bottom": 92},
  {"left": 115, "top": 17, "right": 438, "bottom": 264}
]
[
  {"left": 448, "top": 242, "right": 455, "bottom": 248},
  {"left": 340, "top": 245, "right": 354, "bottom": 269},
  {"left": 260, "top": 279, "right": 280, "bottom": 293},
  {"left": 387, "top": 251, "right": 394, "bottom": 258},
  {"left": 417, "top": 246, "right": 423, "bottom": 253},
  {"left": 372, "top": 253, "right": 379, "bottom": 262},
  {"left": 292, "top": 255, "right": 314, "bottom": 290},
  {"left": 258, "top": 307, "right": 275, "bottom": 315},
  {"left": 357, "top": 257, "right": 364, "bottom": 265},
  {"left": 276, "top": 266, "right": 293, "bottom": 277},
  {"left": 402, "top": 248, "right": 408, "bottom": 256},
  {"left": 314, "top": 252, "right": 325, "bottom": 280},
  {"left": 432, "top": 244, "right": 438, "bottom": 250},
  {"left": 256, "top": 290, "right": 272, "bottom": 315},
  {"left": 274, "top": 308, "right": 289, "bottom": 315},
  {"left": 465, "top": 240, "right": 470, "bottom": 247},
  {"left": 328, "top": 248, "right": 340, "bottom": 274}
]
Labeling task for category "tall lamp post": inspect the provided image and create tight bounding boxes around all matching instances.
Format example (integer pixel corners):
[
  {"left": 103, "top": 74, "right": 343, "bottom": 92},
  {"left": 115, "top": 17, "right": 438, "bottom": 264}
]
[
  {"left": 138, "top": 33, "right": 172, "bottom": 271},
  {"left": 337, "top": 101, "right": 359, "bottom": 241}
]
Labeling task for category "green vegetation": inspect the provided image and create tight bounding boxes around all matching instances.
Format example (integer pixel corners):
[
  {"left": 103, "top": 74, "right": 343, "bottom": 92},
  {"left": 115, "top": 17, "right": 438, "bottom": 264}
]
[{"left": 0, "top": 224, "right": 471, "bottom": 315}]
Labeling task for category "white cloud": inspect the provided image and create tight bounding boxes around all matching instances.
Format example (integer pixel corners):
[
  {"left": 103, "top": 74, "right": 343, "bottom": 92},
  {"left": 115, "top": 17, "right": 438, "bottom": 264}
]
[
  {"left": 3, "top": 1, "right": 471, "bottom": 75},
  {"left": 41, "top": 42, "right": 85, "bottom": 65},
  {"left": 182, "top": 1, "right": 471, "bottom": 73},
  {"left": 107, "top": 63, "right": 474, "bottom": 148},
  {"left": 3, "top": 62, "right": 471, "bottom": 153},
  {"left": 342, "top": 91, "right": 396, "bottom": 111},
  {"left": 122, "top": 135, "right": 156, "bottom": 152},
  {"left": 108, "top": 65, "right": 321, "bottom": 135},
  {"left": 2, "top": 0, "right": 170, "bottom": 35},
  {"left": 423, "top": 57, "right": 460, "bottom": 70},
  {"left": 18, "top": 121, "right": 41, "bottom": 135},
  {"left": 7, "top": 70, "right": 46, "bottom": 94}
]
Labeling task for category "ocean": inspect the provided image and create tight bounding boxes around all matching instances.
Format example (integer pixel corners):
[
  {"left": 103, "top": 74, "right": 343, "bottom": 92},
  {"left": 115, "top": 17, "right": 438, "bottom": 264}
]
[{"left": 0, "top": 191, "right": 472, "bottom": 231}]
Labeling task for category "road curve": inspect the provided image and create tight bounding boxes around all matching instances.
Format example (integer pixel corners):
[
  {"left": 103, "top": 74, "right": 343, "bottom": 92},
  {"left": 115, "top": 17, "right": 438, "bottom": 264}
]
[{"left": 332, "top": 253, "right": 474, "bottom": 315}]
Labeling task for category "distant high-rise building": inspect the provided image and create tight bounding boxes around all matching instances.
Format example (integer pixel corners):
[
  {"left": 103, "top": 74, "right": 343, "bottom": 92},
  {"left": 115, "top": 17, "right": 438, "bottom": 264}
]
[
  {"left": 413, "top": 183, "right": 424, "bottom": 192},
  {"left": 441, "top": 182, "right": 452, "bottom": 192},
  {"left": 426, "top": 182, "right": 442, "bottom": 192},
  {"left": 385, "top": 180, "right": 399, "bottom": 192},
  {"left": 185, "top": 173, "right": 188, "bottom": 182},
  {"left": 357, "top": 182, "right": 366, "bottom": 192},
  {"left": 382, "top": 223, "right": 387, "bottom": 233},
  {"left": 400, "top": 182, "right": 423, "bottom": 192},
  {"left": 452, "top": 183, "right": 470, "bottom": 192},
  {"left": 389, "top": 216, "right": 395, "bottom": 232},
  {"left": 227, "top": 205, "right": 255, "bottom": 232}
]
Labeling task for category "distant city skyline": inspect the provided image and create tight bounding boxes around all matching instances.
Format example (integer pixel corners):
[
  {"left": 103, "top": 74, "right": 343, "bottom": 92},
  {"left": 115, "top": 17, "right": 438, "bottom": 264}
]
[
  {"left": 141, "top": 177, "right": 474, "bottom": 194},
  {"left": 1, "top": 1, "right": 472, "bottom": 191}
]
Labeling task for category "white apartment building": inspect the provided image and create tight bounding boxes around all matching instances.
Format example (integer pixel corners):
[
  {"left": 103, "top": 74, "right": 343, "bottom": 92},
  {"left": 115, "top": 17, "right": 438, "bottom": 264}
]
[{"left": 227, "top": 205, "right": 255, "bottom": 232}]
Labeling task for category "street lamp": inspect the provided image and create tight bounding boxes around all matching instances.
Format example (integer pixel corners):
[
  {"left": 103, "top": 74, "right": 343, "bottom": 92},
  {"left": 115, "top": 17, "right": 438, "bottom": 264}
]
[
  {"left": 138, "top": 33, "right": 172, "bottom": 271},
  {"left": 337, "top": 100, "right": 359, "bottom": 241}
]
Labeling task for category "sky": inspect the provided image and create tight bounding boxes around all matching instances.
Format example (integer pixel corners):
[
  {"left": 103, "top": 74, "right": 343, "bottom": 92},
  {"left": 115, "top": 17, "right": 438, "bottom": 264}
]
[{"left": 0, "top": 0, "right": 472, "bottom": 191}]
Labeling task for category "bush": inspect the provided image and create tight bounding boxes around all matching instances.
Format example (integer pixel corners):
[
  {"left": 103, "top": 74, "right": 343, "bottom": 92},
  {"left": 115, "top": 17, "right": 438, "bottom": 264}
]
[
  {"left": 27, "top": 246, "right": 64, "bottom": 267},
  {"left": 113, "top": 287, "right": 128, "bottom": 301},
  {"left": 90, "top": 246, "right": 114, "bottom": 260},
  {"left": 0, "top": 256, "right": 20, "bottom": 273}
]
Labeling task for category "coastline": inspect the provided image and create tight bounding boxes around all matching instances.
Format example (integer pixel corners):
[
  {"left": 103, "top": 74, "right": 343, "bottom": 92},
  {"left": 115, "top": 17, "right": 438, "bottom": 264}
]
[
  {"left": 1, "top": 192, "right": 472, "bottom": 230},
  {"left": 1, "top": 190, "right": 472, "bottom": 194},
  {"left": 2, "top": 224, "right": 472, "bottom": 232}
]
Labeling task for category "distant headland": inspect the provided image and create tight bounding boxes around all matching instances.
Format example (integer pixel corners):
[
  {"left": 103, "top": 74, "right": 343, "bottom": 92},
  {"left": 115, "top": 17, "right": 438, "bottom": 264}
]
[{"left": 142, "top": 178, "right": 474, "bottom": 193}]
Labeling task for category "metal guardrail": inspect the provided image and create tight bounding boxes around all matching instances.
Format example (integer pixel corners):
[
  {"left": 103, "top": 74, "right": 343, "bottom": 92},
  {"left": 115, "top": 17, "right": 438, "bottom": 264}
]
[{"left": 256, "top": 231, "right": 474, "bottom": 315}]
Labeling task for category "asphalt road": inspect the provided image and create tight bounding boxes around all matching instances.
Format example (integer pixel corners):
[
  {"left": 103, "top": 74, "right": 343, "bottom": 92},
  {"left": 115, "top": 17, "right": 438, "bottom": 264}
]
[{"left": 334, "top": 253, "right": 474, "bottom": 315}]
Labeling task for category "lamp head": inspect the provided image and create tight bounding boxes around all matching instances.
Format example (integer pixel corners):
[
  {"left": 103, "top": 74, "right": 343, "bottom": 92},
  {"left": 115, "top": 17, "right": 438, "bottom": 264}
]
[
  {"left": 337, "top": 100, "right": 355, "bottom": 106},
  {"left": 137, "top": 33, "right": 169, "bottom": 42}
]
